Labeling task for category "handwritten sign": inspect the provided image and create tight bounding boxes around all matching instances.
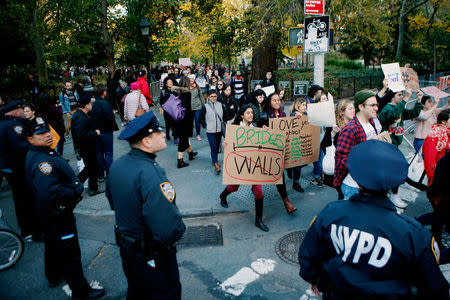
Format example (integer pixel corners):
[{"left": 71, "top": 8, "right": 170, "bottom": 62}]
[
  {"left": 381, "top": 63, "right": 405, "bottom": 92},
  {"left": 421, "top": 86, "right": 450, "bottom": 101},
  {"left": 306, "top": 93, "right": 336, "bottom": 127},
  {"left": 223, "top": 125, "right": 286, "bottom": 185},
  {"left": 261, "top": 85, "right": 275, "bottom": 96},
  {"left": 178, "top": 58, "right": 192, "bottom": 66},
  {"left": 400, "top": 67, "right": 419, "bottom": 91},
  {"left": 269, "top": 116, "right": 320, "bottom": 168}
]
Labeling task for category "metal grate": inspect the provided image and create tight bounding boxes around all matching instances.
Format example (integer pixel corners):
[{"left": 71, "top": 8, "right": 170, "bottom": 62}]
[
  {"left": 176, "top": 223, "right": 223, "bottom": 249},
  {"left": 275, "top": 230, "right": 308, "bottom": 266},
  {"left": 442, "top": 232, "right": 450, "bottom": 248}
]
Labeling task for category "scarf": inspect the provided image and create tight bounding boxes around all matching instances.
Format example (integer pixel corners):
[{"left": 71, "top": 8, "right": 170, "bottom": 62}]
[{"left": 428, "top": 123, "right": 450, "bottom": 152}]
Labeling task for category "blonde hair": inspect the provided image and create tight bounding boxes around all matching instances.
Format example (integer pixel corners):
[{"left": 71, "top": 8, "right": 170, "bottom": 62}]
[
  {"left": 336, "top": 99, "right": 354, "bottom": 129},
  {"left": 290, "top": 97, "right": 307, "bottom": 114}
]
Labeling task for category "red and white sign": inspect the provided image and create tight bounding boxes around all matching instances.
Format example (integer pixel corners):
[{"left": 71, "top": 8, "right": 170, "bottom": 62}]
[{"left": 304, "top": 0, "right": 325, "bottom": 15}]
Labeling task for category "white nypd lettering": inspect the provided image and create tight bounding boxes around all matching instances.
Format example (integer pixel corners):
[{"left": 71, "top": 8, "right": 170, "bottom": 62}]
[{"left": 330, "top": 224, "right": 392, "bottom": 268}]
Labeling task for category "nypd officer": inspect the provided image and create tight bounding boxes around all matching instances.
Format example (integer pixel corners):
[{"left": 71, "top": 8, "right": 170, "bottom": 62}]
[
  {"left": 298, "top": 140, "right": 449, "bottom": 299},
  {"left": 24, "top": 117, "right": 105, "bottom": 299},
  {"left": 0, "top": 100, "right": 41, "bottom": 240},
  {"left": 106, "top": 111, "right": 186, "bottom": 299}
]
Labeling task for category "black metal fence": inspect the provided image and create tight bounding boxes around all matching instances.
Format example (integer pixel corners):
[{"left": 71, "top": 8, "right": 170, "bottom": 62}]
[{"left": 325, "top": 74, "right": 384, "bottom": 99}]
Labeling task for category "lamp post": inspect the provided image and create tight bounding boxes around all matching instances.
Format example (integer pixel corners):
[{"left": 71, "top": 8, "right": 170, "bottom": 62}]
[
  {"left": 210, "top": 39, "right": 217, "bottom": 68},
  {"left": 139, "top": 18, "right": 150, "bottom": 77}
]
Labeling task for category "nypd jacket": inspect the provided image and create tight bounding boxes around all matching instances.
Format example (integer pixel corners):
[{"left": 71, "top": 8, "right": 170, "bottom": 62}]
[
  {"left": 298, "top": 193, "right": 449, "bottom": 298},
  {"left": 106, "top": 148, "right": 185, "bottom": 246},
  {"left": 0, "top": 116, "right": 29, "bottom": 171}
]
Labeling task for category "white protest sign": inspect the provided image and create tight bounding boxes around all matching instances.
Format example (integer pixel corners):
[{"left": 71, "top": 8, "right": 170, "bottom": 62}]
[
  {"left": 178, "top": 58, "right": 192, "bottom": 66},
  {"left": 381, "top": 63, "right": 405, "bottom": 92},
  {"left": 196, "top": 78, "right": 207, "bottom": 88},
  {"left": 160, "top": 73, "right": 168, "bottom": 90},
  {"left": 188, "top": 74, "right": 196, "bottom": 80},
  {"left": 261, "top": 85, "right": 275, "bottom": 96},
  {"left": 306, "top": 93, "right": 336, "bottom": 127}
]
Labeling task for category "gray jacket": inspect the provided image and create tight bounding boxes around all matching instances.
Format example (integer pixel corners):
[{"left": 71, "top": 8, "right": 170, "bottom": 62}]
[{"left": 200, "top": 101, "right": 224, "bottom": 133}]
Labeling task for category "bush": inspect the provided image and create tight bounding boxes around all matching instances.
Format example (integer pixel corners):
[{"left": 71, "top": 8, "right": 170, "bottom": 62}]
[{"left": 326, "top": 59, "right": 364, "bottom": 69}]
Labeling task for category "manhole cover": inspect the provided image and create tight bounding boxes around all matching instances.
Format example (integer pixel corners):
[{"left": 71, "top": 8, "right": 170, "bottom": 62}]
[
  {"left": 176, "top": 223, "right": 223, "bottom": 249},
  {"left": 275, "top": 230, "right": 307, "bottom": 266}
]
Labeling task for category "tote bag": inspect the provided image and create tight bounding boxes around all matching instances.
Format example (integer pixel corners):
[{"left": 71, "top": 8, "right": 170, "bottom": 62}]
[
  {"left": 322, "top": 145, "right": 335, "bottom": 175},
  {"left": 161, "top": 94, "right": 186, "bottom": 122},
  {"left": 406, "top": 145, "right": 428, "bottom": 191}
]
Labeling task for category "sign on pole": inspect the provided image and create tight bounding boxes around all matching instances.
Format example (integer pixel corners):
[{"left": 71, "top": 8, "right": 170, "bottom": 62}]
[
  {"left": 304, "top": 0, "right": 325, "bottom": 15},
  {"left": 222, "top": 125, "right": 287, "bottom": 185},
  {"left": 293, "top": 81, "right": 309, "bottom": 96},
  {"left": 304, "top": 16, "right": 330, "bottom": 53},
  {"left": 289, "top": 27, "right": 304, "bottom": 46},
  {"left": 269, "top": 116, "right": 320, "bottom": 168}
]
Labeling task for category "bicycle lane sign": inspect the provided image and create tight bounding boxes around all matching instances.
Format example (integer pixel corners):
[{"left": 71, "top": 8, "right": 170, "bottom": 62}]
[{"left": 304, "top": 15, "right": 330, "bottom": 53}]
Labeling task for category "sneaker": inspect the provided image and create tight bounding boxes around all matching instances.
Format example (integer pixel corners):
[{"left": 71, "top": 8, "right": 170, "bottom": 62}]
[
  {"left": 390, "top": 193, "right": 408, "bottom": 209},
  {"left": 196, "top": 135, "right": 202, "bottom": 141},
  {"left": 310, "top": 177, "right": 324, "bottom": 187}
]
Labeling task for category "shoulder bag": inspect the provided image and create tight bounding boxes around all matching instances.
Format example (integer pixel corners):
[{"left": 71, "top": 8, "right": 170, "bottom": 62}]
[
  {"left": 135, "top": 92, "right": 146, "bottom": 118},
  {"left": 161, "top": 93, "right": 186, "bottom": 122},
  {"left": 406, "top": 145, "right": 428, "bottom": 191}
]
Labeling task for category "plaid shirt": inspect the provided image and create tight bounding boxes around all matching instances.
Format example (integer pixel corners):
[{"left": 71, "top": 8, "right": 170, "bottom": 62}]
[{"left": 334, "top": 116, "right": 377, "bottom": 187}]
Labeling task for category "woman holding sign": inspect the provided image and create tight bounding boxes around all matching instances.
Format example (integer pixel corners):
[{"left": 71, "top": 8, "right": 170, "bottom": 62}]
[
  {"left": 219, "top": 104, "right": 269, "bottom": 232},
  {"left": 259, "top": 93, "right": 297, "bottom": 214}
]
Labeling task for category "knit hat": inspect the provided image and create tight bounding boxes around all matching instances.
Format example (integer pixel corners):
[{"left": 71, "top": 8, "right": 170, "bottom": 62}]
[
  {"left": 130, "top": 82, "right": 139, "bottom": 91},
  {"left": 354, "top": 90, "right": 376, "bottom": 108}
]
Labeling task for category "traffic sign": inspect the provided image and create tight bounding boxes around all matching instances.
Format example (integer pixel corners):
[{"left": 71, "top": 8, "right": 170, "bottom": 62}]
[
  {"left": 304, "top": 0, "right": 325, "bottom": 15},
  {"left": 289, "top": 26, "right": 304, "bottom": 46},
  {"left": 304, "top": 15, "right": 330, "bottom": 53}
]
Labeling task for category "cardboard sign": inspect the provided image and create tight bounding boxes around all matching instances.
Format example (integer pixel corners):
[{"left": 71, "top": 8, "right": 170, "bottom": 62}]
[
  {"left": 421, "top": 86, "right": 450, "bottom": 101},
  {"left": 304, "top": 16, "right": 330, "bottom": 53},
  {"left": 178, "top": 58, "right": 192, "bottom": 66},
  {"left": 400, "top": 67, "right": 420, "bottom": 91},
  {"left": 269, "top": 116, "right": 320, "bottom": 168},
  {"left": 304, "top": 0, "right": 325, "bottom": 15},
  {"left": 261, "top": 85, "right": 275, "bottom": 96},
  {"left": 381, "top": 63, "right": 405, "bottom": 92},
  {"left": 307, "top": 93, "right": 336, "bottom": 127},
  {"left": 222, "top": 124, "right": 286, "bottom": 185}
]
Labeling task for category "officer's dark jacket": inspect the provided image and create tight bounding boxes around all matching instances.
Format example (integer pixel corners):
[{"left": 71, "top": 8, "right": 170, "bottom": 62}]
[
  {"left": 71, "top": 109, "right": 98, "bottom": 151},
  {"left": 0, "top": 116, "right": 28, "bottom": 171},
  {"left": 90, "top": 97, "right": 119, "bottom": 133},
  {"left": 106, "top": 148, "right": 185, "bottom": 246},
  {"left": 298, "top": 193, "right": 449, "bottom": 298},
  {"left": 25, "top": 145, "right": 83, "bottom": 219}
]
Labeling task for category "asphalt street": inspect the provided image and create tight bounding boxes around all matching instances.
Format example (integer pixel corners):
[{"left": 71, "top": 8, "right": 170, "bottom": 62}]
[{"left": 0, "top": 108, "right": 449, "bottom": 299}]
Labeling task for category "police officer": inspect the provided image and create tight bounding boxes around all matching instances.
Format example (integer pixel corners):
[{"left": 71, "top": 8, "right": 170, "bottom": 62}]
[
  {"left": 24, "top": 117, "right": 105, "bottom": 299},
  {"left": 0, "top": 100, "right": 41, "bottom": 240},
  {"left": 298, "top": 140, "right": 449, "bottom": 299},
  {"left": 106, "top": 111, "right": 186, "bottom": 299}
]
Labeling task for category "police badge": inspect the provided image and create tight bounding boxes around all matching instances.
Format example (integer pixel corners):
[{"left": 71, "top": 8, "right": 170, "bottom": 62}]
[
  {"left": 38, "top": 162, "right": 53, "bottom": 175},
  {"left": 160, "top": 182, "right": 175, "bottom": 203}
]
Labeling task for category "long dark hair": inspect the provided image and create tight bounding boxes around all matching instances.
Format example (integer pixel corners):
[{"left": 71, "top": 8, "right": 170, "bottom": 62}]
[
  {"left": 262, "top": 92, "right": 279, "bottom": 113},
  {"left": 179, "top": 76, "right": 190, "bottom": 88},
  {"left": 233, "top": 104, "right": 254, "bottom": 125}
]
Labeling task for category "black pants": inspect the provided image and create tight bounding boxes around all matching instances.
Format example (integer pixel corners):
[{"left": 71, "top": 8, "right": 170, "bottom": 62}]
[
  {"left": 43, "top": 213, "right": 90, "bottom": 294},
  {"left": 119, "top": 246, "right": 181, "bottom": 300},
  {"left": 5, "top": 171, "right": 40, "bottom": 236},
  {"left": 163, "top": 112, "right": 173, "bottom": 138},
  {"left": 78, "top": 148, "right": 98, "bottom": 191},
  {"left": 276, "top": 172, "right": 288, "bottom": 199}
]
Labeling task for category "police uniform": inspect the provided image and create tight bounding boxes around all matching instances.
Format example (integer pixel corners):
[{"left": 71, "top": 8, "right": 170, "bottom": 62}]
[
  {"left": 298, "top": 140, "right": 449, "bottom": 299},
  {"left": 106, "top": 111, "right": 186, "bottom": 299},
  {"left": 0, "top": 100, "right": 40, "bottom": 238},
  {"left": 24, "top": 118, "right": 105, "bottom": 299}
]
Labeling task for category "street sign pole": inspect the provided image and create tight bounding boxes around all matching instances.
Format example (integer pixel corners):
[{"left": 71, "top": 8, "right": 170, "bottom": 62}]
[{"left": 314, "top": 54, "right": 325, "bottom": 87}]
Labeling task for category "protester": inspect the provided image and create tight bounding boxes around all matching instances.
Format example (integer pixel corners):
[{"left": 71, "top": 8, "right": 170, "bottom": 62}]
[
  {"left": 261, "top": 71, "right": 276, "bottom": 89},
  {"left": 200, "top": 90, "right": 224, "bottom": 173},
  {"left": 246, "top": 89, "right": 265, "bottom": 125},
  {"left": 82, "top": 76, "right": 94, "bottom": 97},
  {"left": 59, "top": 81, "right": 79, "bottom": 136},
  {"left": 160, "top": 76, "right": 177, "bottom": 141},
  {"left": 171, "top": 76, "right": 197, "bottom": 168},
  {"left": 136, "top": 70, "right": 153, "bottom": 105},
  {"left": 375, "top": 78, "right": 393, "bottom": 112},
  {"left": 219, "top": 84, "right": 238, "bottom": 123},
  {"left": 90, "top": 84, "right": 119, "bottom": 181},
  {"left": 189, "top": 77, "right": 205, "bottom": 141},
  {"left": 22, "top": 102, "right": 36, "bottom": 121},
  {"left": 259, "top": 93, "right": 297, "bottom": 214},
  {"left": 195, "top": 67, "right": 209, "bottom": 96},
  {"left": 124, "top": 82, "right": 149, "bottom": 123},
  {"left": 414, "top": 95, "right": 449, "bottom": 152},
  {"left": 39, "top": 94, "right": 66, "bottom": 156},
  {"left": 298, "top": 139, "right": 449, "bottom": 298},
  {"left": 233, "top": 70, "right": 246, "bottom": 104},
  {"left": 219, "top": 104, "right": 269, "bottom": 232},
  {"left": 306, "top": 84, "right": 323, "bottom": 103},
  {"left": 334, "top": 90, "right": 379, "bottom": 200},
  {"left": 423, "top": 108, "right": 450, "bottom": 185},
  {"left": 216, "top": 80, "right": 225, "bottom": 97}
]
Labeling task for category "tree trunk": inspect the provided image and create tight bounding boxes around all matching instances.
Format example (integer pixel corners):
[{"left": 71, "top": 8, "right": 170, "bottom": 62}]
[
  {"left": 31, "top": 2, "right": 48, "bottom": 84},
  {"left": 101, "top": 0, "right": 115, "bottom": 79},
  {"left": 395, "top": 13, "right": 405, "bottom": 60},
  {"left": 251, "top": 37, "right": 278, "bottom": 80}
]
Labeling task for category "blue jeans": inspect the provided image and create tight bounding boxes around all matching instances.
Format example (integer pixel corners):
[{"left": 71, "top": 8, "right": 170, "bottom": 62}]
[
  {"left": 207, "top": 132, "right": 222, "bottom": 163},
  {"left": 313, "top": 149, "right": 324, "bottom": 178},
  {"left": 193, "top": 110, "right": 202, "bottom": 136},
  {"left": 96, "top": 132, "right": 114, "bottom": 178},
  {"left": 413, "top": 138, "right": 424, "bottom": 153},
  {"left": 341, "top": 183, "right": 359, "bottom": 200}
]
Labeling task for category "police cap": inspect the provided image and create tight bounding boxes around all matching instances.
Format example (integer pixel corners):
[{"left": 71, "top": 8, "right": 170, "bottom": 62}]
[
  {"left": 24, "top": 117, "right": 50, "bottom": 137},
  {"left": 78, "top": 94, "right": 93, "bottom": 107},
  {"left": 118, "top": 111, "right": 162, "bottom": 141},
  {"left": 347, "top": 140, "right": 408, "bottom": 191},
  {"left": 0, "top": 100, "right": 22, "bottom": 115}
]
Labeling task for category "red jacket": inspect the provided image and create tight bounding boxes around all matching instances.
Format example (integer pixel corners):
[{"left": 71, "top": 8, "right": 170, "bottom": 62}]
[
  {"left": 137, "top": 76, "right": 153, "bottom": 105},
  {"left": 423, "top": 124, "right": 450, "bottom": 185}
]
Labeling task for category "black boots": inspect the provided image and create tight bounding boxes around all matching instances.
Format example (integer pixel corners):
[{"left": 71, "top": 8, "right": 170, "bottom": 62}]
[
  {"left": 255, "top": 198, "right": 269, "bottom": 232},
  {"left": 293, "top": 182, "right": 305, "bottom": 193},
  {"left": 177, "top": 159, "right": 189, "bottom": 168},
  {"left": 220, "top": 188, "right": 230, "bottom": 208},
  {"left": 188, "top": 151, "right": 198, "bottom": 160}
]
